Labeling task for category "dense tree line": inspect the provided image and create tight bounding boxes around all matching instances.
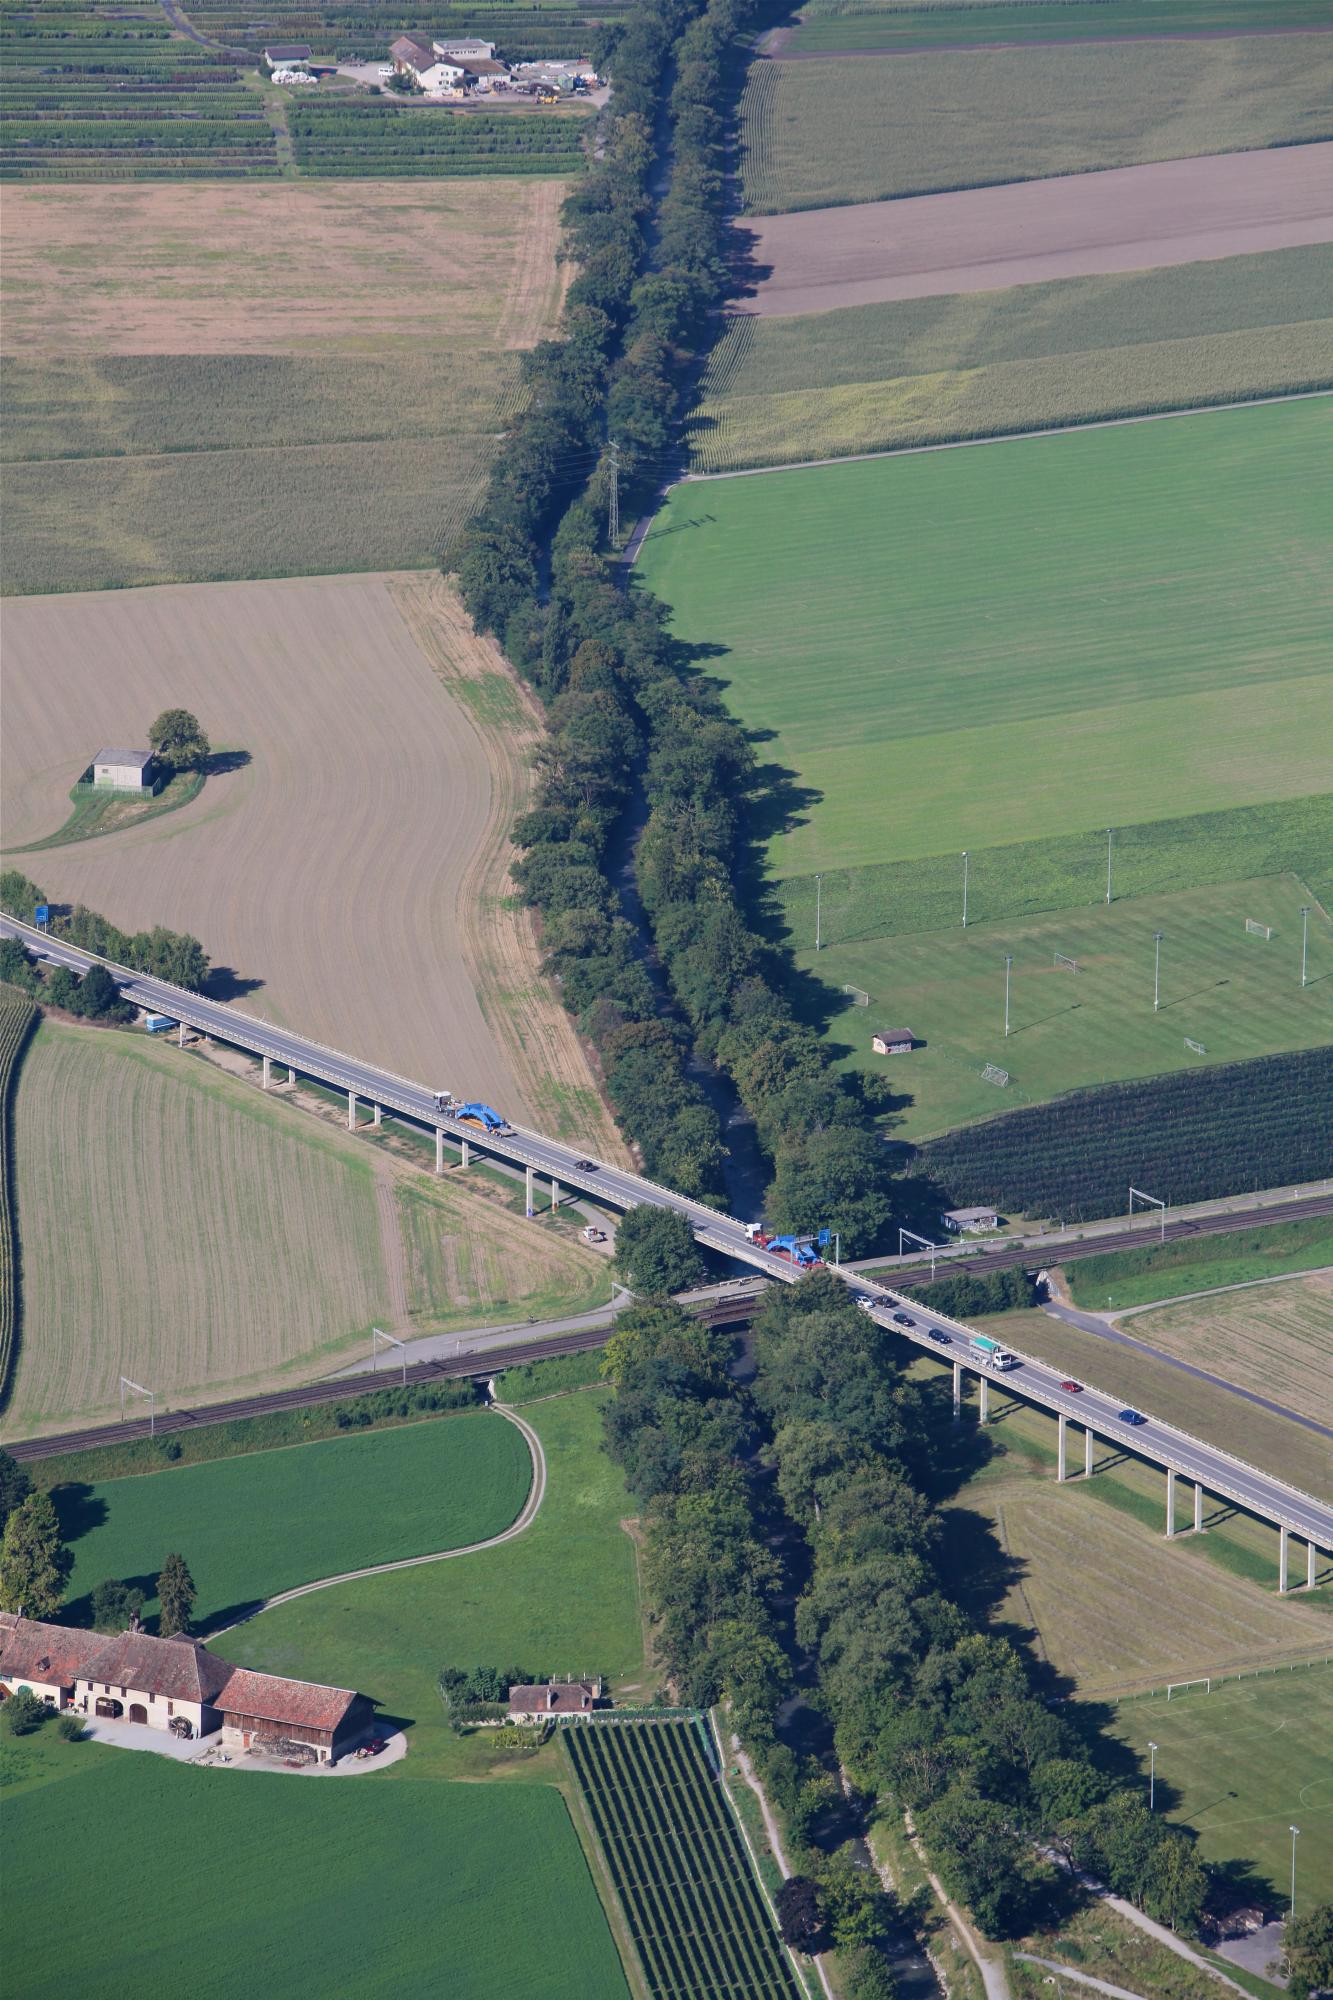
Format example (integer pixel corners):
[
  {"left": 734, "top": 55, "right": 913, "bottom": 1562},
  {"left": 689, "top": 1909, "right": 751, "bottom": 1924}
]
[
  {"left": 600, "top": 1278, "right": 1211, "bottom": 1968},
  {"left": 751, "top": 1274, "right": 1208, "bottom": 1938},
  {"left": 0, "top": 871, "right": 210, "bottom": 992},
  {"left": 450, "top": 0, "right": 899, "bottom": 1246}
]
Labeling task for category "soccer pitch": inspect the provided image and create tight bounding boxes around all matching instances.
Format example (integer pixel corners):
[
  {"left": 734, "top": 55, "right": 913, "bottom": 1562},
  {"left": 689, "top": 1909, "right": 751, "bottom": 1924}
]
[
  {"left": 1111, "top": 1667, "right": 1333, "bottom": 1904},
  {"left": 636, "top": 398, "right": 1333, "bottom": 877},
  {"left": 808, "top": 873, "right": 1331, "bottom": 1140}
]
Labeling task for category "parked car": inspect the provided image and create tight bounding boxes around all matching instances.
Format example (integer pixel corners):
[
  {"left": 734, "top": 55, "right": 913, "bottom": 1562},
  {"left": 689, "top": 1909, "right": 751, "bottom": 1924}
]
[
  {"left": 1059, "top": 1380, "right": 1083, "bottom": 1393},
  {"left": 1118, "top": 1408, "right": 1148, "bottom": 1427}
]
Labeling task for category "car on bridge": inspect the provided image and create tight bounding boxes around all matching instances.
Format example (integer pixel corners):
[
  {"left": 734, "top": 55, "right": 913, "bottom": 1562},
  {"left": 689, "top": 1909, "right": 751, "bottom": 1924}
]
[
  {"left": 574, "top": 1159, "right": 599, "bottom": 1172},
  {"left": 1060, "top": 1380, "right": 1083, "bottom": 1393},
  {"left": 892, "top": 1311, "right": 916, "bottom": 1327},
  {"left": 927, "top": 1328, "right": 950, "bottom": 1345},
  {"left": 1119, "top": 1408, "right": 1148, "bottom": 1426}
]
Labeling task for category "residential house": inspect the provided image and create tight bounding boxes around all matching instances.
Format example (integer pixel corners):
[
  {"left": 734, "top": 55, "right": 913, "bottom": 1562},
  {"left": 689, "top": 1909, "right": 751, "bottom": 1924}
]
[
  {"left": 77, "top": 1628, "right": 232, "bottom": 1740},
  {"left": 508, "top": 1678, "right": 603, "bottom": 1722},
  {"left": 0, "top": 1613, "right": 95, "bottom": 1711}
]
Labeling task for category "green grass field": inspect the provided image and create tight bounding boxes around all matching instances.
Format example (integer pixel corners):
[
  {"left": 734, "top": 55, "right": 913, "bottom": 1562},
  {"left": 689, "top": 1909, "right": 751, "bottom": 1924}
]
[
  {"left": 1111, "top": 1668, "right": 1333, "bottom": 1902},
  {"left": 1065, "top": 1214, "right": 1333, "bottom": 1310},
  {"left": 219, "top": 1390, "right": 645, "bottom": 1776},
  {"left": 57, "top": 1409, "right": 531, "bottom": 1630},
  {"left": 692, "top": 250, "right": 1333, "bottom": 472},
  {"left": 785, "top": 0, "right": 1333, "bottom": 54},
  {"left": 805, "top": 874, "right": 1332, "bottom": 1139},
  {"left": 639, "top": 399, "right": 1333, "bottom": 877},
  {"left": 740, "top": 36, "right": 1333, "bottom": 210},
  {"left": 1, "top": 1731, "right": 628, "bottom": 2000}
]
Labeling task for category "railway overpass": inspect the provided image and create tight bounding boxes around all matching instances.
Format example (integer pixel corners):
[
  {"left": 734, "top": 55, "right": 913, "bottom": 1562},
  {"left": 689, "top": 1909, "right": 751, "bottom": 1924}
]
[{"left": 6, "top": 915, "right": 1330, "bottom": 1587}]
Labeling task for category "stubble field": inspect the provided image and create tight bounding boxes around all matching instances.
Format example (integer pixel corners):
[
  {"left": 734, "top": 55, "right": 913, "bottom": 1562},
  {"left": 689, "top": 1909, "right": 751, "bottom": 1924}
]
[
  {"left": 639, "top": 398, "right": 1333, "bottom": 878},
  {"left": 0, "top": 571, "right": 628, "bottom": 1165},
  {"left": 740, "top": 38, "right": 1333, "bottom": 212},
  {"left": 783, "top": 0, "right": 1333, "bottom": 53},
  {"left": 0, "top": 177, "right": 569, "bottom": 593},
  {"left": 1123, "top": 1272, "right": 1333, "bottom": 1431}
]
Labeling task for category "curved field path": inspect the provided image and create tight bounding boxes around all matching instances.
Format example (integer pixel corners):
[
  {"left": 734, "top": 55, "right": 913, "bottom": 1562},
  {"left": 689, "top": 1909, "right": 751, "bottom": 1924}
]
[
  {"left": 0, "top": 572, "right": 613, "bottom": 1131},
  {"left": 209, "top": 1399, "right": 546, "bottom": 1640}
]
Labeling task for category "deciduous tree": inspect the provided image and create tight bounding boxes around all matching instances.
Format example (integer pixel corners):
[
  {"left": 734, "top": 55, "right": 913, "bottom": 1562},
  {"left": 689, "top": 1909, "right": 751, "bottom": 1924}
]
[{"left": 0, "top": 1493, "right": 71, "bottom": 1617}]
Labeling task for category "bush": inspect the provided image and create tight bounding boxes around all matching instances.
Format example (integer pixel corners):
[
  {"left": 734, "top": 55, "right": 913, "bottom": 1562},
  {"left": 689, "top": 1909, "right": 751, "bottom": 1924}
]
[
  {"left": 56, "top": 1713, "right": 85, "bottom": 1741},
  {"left": 4, "top": 1688, "right": 48, "bottom": 1736}
]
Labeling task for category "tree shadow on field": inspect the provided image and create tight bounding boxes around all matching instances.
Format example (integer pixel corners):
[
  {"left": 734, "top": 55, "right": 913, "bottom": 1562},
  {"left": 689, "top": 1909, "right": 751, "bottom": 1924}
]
[
  {"left": 203, "top": 965, "right": 264, "bottom": 1003},
  {"left": 52, "top": 1483, "right": 108, "bottom": 1545},
  {"left": 203, "top": 749, "right": 251, "bottom": 780}
]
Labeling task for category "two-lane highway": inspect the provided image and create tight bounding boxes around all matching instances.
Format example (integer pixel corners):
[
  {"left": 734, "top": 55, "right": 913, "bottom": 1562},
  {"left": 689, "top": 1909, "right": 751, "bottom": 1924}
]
[{"left": 5, "top": 916, "right": 1329, "bottom": 1561}]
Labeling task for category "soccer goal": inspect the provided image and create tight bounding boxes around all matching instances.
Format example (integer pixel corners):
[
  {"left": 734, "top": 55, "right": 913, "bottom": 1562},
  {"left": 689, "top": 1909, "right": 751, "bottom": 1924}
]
[
  {"left": 1167, "top": 1678, "right": 1211, "bottom": 1699},
  {"left": 841, "top": 985, "right": 871, "bottom": 1006},
  {"left": 1245, "top": 919, "right": 1273, "bottom": 940},
  {"left": 1053, "top": 952, "right": 1079, "bottom": 974},
  {"left": 981, "top": 1063, "right": 1010, "bottom": 1088},
  {"left": 1184, "top": 1037, "right": 1207, "bottom": 1056}
]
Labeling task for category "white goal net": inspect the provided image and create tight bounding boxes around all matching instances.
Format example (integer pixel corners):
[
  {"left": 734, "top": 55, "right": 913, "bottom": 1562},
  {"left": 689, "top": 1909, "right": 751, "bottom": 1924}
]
[
  {"left": 981, "top": 1063, "right": 1009, "bottom": 1087},
  {"left": 841, "top": 985, "right": 870, "bottom": 1006},
  {"left": 1245, "top": 919, "right": 1273, "bottom": 940},
  {"left": 1167, "top": 1678, "right": 1211, "bottom": 1699},
  {"left": 1053, "top": 952, "right": 1078, "bottom": 974}
]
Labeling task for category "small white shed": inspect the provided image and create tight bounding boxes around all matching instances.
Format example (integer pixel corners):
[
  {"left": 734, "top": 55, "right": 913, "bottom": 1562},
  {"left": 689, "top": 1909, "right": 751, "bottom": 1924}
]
[{"left": 92, "top": 750, "right": 155, "bottom": 791}]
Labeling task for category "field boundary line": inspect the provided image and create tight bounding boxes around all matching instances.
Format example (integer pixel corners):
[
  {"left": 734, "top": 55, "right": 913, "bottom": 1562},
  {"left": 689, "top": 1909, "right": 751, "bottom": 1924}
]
[
  {"left": 679, "top": 388, "right": 1333, "bottom": 484},
  {"left": 207, "top": 1399, "right": 545, "bottom": 1638},
  {"left": 1114, "top": 1652, "right": 1333, "bottom": 1704},
  {"left": 1113, "top": 1262, "right": 1333, "bottom": 1317}
]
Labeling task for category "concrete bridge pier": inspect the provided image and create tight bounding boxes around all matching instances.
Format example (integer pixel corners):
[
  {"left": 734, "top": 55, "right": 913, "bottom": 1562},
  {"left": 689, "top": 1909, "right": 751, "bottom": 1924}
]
[
  {"left": 460, "top": 1137, "right": 471, "bottom": 1168},
  {"left": 372, "top": 1103, "right": 381, "bottom": 1128},
  {"left": 1057, "top": 1412, "right": 1068, "bottom": 1481},
  {"left": 1279, "top": 1525, "right": 1289, "bottom": 1593},
  {"left": 1084, "top": 1426, "right": 1095, "bottom": 1477},
  {"left": 348, "top": 1090, "right": 358, "bottom": 1130},
  {"left": 178, "top": 1020, "right": 188, "bottom": 1047},
  {"left": 1165, "top": 1467, "right": 1176, "bottom": 1537},
  {"left": 262, "top": 1054, "right": 271, "bottom": 1089},
  {"left": 952, "top": 1362, "right": 962, "bottom": 1420},
  {"left": 550, "top": 1178, "right": 561, "bottom": 1211},
  {"left": 525, "top": 1165, "right": 535, "bottom": 1218},
  {"left": 1311, "top": 1540, "right": 1319, "bottom": 1590},
  {"left": 435, "top": 1129, "right": 445, "bottom": 1175},
  {"left": 1194, "top": 1483, "right": 1204, "bottom": 1534},
  {"left": 978, "top": 1373, "right": 990, "bottom": 1424}
]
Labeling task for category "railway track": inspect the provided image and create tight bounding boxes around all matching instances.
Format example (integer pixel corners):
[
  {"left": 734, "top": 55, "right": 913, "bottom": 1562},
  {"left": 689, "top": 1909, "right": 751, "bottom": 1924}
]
[
  {"left": 2, "top": 1300, "right": 761, "bottom": 1463},
  {"left": 881, "top": 1190, "right": 1333, "bottom": 1285}
]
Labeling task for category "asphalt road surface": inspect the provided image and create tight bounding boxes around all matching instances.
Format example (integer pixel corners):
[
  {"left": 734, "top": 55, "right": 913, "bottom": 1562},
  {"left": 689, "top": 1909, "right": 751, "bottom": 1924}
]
[{"left": 6, "top": 917, "right": 1329, "bottom": 1556}]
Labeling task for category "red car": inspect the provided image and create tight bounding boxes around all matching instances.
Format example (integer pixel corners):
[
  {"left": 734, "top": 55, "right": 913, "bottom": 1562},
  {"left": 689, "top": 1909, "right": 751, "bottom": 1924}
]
[
  {"left": 365, "top": 1737, "right": 389, "bottom": 1756},
  {"left": 1059, "top": 1379, "right": 1083, "bottom": 1393}
]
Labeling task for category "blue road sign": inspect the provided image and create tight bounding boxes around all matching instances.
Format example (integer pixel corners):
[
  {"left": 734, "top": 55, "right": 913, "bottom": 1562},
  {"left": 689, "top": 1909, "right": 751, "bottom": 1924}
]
[
  {"left": 817, "top": 1228, "right": 831, "bottom": 1248},
  {"left": 34, "top": 904, "right": 50, "bottom": 926}
]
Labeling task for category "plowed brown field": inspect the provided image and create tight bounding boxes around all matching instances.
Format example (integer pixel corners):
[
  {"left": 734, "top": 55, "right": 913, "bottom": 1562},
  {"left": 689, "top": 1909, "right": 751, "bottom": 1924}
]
[
  {"left": 741, "top": 143, "right": 1333, "bottom": 315},
  {"left": 0, "top": 572, "right": 627, "bottom": 1160}
]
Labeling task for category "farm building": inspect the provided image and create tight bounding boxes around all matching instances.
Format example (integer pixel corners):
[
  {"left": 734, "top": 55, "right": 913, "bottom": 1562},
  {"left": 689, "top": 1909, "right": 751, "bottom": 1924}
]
[
  {"left": 872, "top": 1028, "right": 914, "bottom": 1056},
  {"left": 263, "top": 43, "right": 312, "bottom": 69},
  {"left": 90, "top": 749, "right": 155, "bottom": 791},
  {"left": 433, "top": 36, "right": 497, "bottom": 59},
  {"left": 0, "top": 1613, "right": 373, "bottom": 1762},
  {"left": 508, "top": 1678, "right": 603, "bottom": 1722},
  {"left": 217, "top": 1668, "right": 371, "bottom": 1763},
  {"left": 943, "top": 1206, "right": 1001, "bottom": 1234},
  {"left": 390, "top": 34, "right": 434, "bottom": 75}
]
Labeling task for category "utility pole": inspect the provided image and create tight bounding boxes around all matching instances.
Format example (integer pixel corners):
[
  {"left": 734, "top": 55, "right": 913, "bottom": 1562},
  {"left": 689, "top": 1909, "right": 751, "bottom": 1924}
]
[
  {"left": 815, "top": 873, "right": 823, "bottom": 952},
  {"left": 1004, "top": 954, "right": 1013, "bottom": 1037},
  {"left": 607, "top": 438, "right": 620, "bottom": 546},
  {"left": 1153, "top": 932, "right": 1164, "bottom": 1011},
  {"left": 1106, "top": 827, "right": 1113, "bottom": 906},
  {"left": 962, "top": 851, "right": 969, "bottom": 929},
  {"left": 1301, "top": 906, "right": 1310, "bottom": 988},
  {"left": 1289, "top": 1824, "right": 1300, "bottom": 1916}
]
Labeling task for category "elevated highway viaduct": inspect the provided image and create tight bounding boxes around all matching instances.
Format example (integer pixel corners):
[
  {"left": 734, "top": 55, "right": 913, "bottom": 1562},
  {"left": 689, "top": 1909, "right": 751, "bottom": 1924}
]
[{"left": 6, "top": 916, "right": 1329, "bottom": 1590}]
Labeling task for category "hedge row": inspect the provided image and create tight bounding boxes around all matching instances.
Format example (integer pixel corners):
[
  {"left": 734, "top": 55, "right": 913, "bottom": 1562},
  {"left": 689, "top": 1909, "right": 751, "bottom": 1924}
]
[
  {"left": 0, "top": 983, "right": 39, "bottom": 1413},
  {"left": 916, "top": 1044, "right": 1333, "bottom": 1221}
]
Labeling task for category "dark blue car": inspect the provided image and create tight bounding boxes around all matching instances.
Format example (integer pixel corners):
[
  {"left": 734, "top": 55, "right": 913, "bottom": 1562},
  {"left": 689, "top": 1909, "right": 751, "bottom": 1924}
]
[{"left": 1118, "top": 1409, "right": 1148, "bottom": 1427}]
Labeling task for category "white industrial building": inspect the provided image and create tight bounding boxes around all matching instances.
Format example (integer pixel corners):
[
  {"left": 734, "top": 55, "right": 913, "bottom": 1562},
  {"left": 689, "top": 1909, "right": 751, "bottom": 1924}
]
[{"left": 90, "top": 749, "right": 156, "bottom": 791}]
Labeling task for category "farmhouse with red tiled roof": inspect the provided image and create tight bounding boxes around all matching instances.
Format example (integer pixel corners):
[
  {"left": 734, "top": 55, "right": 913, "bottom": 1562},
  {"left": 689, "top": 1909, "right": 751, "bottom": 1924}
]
[{"left": 0, "top": 1613, "right": 372, "bottom": 1763}]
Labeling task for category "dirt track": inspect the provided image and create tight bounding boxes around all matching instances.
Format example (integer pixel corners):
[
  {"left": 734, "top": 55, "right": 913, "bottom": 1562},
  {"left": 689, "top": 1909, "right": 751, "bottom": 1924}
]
[
  {"left": 0, "top": 573, "right": 611, "bottom": 1134},
  {"left": 739, "top": 142, "right": 1333, "bottom": 315}
]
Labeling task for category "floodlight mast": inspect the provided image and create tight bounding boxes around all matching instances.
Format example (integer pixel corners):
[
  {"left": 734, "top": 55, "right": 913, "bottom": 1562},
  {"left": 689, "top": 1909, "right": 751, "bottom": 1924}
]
[
  {"left": 1106, "top": 827, "right": 1113, "bottom": 906},
  {"left": 1004, "top": 955, "right": 1013, "bottom": 1036},
  {"left": 1153, "top": 932, "right": 1164, "bottom": 1011},
  {"left": 1301, "top": 906, "right": 1310, "bottom": 988},
  {"left": 962, "top": 851, "right": 969, "bottom": 929}
]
